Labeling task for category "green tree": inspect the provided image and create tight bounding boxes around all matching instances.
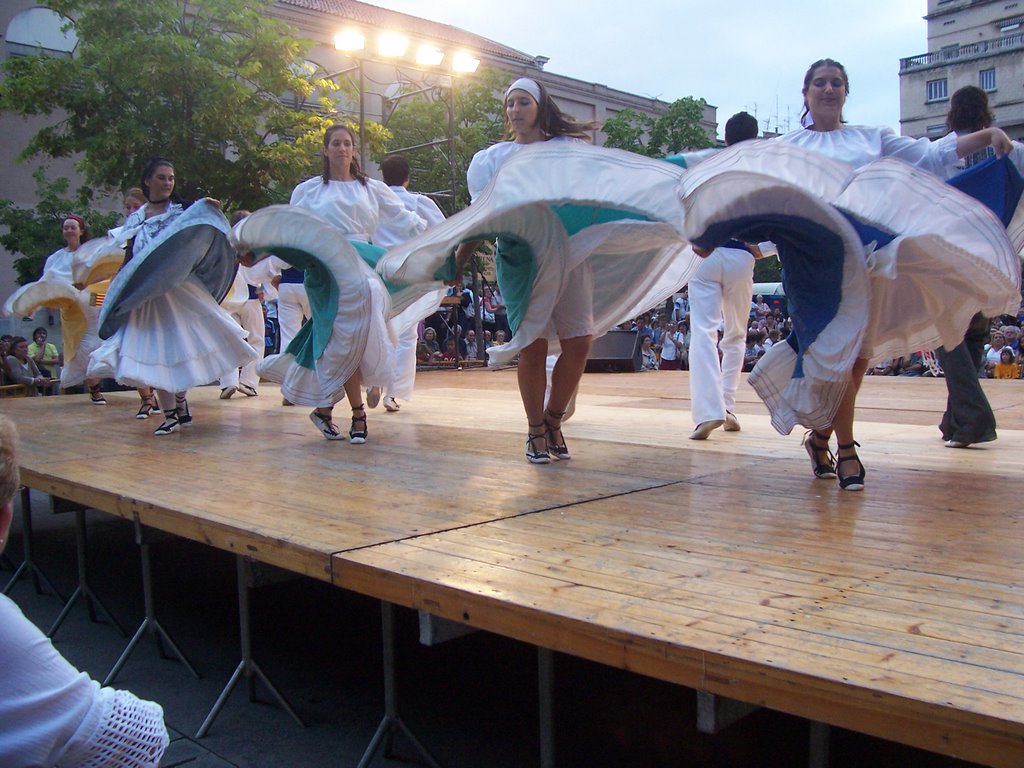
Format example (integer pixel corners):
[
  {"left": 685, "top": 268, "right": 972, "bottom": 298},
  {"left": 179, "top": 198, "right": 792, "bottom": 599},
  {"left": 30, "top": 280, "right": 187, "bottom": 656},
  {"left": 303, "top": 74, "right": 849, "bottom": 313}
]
[
  {"left": 753, "top": 255, "right": 782, "bottom": 283},
  {"left": 602, "top": 97, "right": 714, "bottom": 157},
  {"left": 0, "top": 0, "right": 378, "bottom": 209},
  {"left": 0, "top": 169, "right": 121, "bottom": 285},
  {"left": 374, "top": 67, "right": 508, "bottom": 213}
]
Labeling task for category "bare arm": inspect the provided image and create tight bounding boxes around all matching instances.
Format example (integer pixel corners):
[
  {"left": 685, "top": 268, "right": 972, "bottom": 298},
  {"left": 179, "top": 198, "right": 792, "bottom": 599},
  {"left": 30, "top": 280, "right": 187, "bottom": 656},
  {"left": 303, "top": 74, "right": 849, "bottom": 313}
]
[
  {"left": 448, "top": 241, "right": 480, "bottom": 287},
  {"left": 957, "top": 127, "right": 1014, "bottom": 159}
]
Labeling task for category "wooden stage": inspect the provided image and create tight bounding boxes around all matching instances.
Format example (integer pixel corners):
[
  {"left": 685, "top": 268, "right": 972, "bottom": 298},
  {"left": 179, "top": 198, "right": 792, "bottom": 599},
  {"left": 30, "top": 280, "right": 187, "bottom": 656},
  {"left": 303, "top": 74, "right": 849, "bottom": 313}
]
[{"left": 4, "top": 369, "right": 1023, "bottom": 767}]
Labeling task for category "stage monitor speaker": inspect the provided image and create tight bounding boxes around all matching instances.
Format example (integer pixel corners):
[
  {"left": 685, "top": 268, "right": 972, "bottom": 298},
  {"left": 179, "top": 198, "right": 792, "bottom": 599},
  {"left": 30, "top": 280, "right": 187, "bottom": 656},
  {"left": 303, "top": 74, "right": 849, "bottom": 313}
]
[{"left": 584, "top": 329, "right": 641, "bottom": 373}]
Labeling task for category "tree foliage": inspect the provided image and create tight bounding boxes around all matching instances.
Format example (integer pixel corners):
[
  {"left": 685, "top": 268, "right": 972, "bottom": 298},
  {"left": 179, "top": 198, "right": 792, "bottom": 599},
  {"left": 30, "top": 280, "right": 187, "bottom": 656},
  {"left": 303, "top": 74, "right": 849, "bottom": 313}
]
[
  {"left": 0, "top": 168, "right": 121, "bottom": 285},
  {"left": 0, "top": 0, "right": 382, "bottom": 209},
  {"left": 602, "top": 97, "right": 714, "bottom": 157},
  {"left": 373, "top": 67, "right": 508, "bottom": 214},
  {"left": 753, "top": 255, "right": 782, "bottom": 283}
]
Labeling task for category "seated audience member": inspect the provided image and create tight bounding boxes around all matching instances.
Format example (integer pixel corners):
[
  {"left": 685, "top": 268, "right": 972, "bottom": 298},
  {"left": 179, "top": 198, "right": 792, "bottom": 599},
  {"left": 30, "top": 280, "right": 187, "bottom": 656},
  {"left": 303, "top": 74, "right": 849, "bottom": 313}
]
[
  {"left": 421, "top": 327, "right": 442, "bottom": 360},
  {"left": 4, "top": 337, "right": 49, "bottom": 395},
  {"left": 1001, "top": 324, "right": 1020, "bottom": 356},
  {"left": 493, "top": 329, "right": 507, "bottom": 347},
  {"left": 464, "top": 329, "right": 479, "bottom": 360},
  {"left": 984, "top": 330, "right": 1007, "bottom": 377},
  {"left": 27, "top": 327, "right": 60, "bottom": 379},
  {"left": 868, "top": 358, "right": 899, "bottom": 376},
  {"left": 742, "top": 331, "right": 765, "bottom": 372},
  {"left": 994, "top": 347, "right": 1020, "bottom": 379},
  {"left": 442, "top": 337, "right": 460, "bottom": 361},
  {"left": 640, "top": 334, "right": 658, "bottom": 370},
  {"left": 0, "top": 336, "right": 12, "bottom": 383},
  {"left": 0, "top": 415, "right": 171, "bottom": 767},
  {"left": 899, "top": 352, "right": 927, "bottom": 376}
]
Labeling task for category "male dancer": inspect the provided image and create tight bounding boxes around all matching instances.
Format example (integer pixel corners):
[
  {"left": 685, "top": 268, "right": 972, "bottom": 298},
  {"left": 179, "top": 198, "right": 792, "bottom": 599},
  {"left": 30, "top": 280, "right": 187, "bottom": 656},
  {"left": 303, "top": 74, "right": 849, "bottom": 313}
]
[
  {"left": 687, "top": 112, "right": 762, "bottom": 440},
  {"left": 371, "top": 155, "right": 446, "bottom": 411}
]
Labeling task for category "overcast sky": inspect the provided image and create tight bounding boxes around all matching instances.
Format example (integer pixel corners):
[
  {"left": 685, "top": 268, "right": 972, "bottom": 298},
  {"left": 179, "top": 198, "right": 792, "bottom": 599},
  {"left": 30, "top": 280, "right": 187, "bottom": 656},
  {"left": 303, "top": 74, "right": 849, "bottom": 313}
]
[{"left": 369, "top": 0, "right": 929, "bottom": 137}]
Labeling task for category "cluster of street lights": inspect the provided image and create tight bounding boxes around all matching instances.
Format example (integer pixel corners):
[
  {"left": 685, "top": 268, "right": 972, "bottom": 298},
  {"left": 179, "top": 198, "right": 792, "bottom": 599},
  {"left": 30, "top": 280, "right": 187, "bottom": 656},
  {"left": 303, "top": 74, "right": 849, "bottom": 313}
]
[
  {"left": 333, "top": 28, "right": 479, "bottom": 74},
  {"left": 329, "top": 27, "right": 479, "bottom": 202}
]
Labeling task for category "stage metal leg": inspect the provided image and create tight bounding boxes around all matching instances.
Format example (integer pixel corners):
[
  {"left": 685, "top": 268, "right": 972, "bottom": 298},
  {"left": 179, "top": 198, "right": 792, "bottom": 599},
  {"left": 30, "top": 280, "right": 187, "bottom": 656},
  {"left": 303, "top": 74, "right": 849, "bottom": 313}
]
[
  {"left": 538, "top": 647, "right": 556, "bottom": 768},
  {"left": 103, "top": 520, "right": 200, "bottom": 686},
  {"left": 195, "top": 555, "right": 304, "bottom": 738},
  {"left": 809, "top": 721, "right": 830, "bottom": 768},
  {"left": 3, "top": 488, "right": 64, "bottom": 599},
  {"left": 47, "top": 508, "right": 126, "bottom": 639},
  {"left": 356, "top": 602, "right": 442, "bottom": 768}
]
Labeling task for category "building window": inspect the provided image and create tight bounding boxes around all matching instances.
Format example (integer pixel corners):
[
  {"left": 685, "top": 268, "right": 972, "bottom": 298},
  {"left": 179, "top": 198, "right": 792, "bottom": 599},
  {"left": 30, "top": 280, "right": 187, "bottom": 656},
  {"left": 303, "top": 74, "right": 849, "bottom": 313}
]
[
  {"left": 4, "top": 8, "right": 77, "bottom": 59},
  {"left": 927, "top": 124, "right": 947, "bottom": 136},
  {"left": 926, "top": 78, "right": 949, "bottom": 102},
  {"left": 980, "top": 69, "right": 997, "bottom": 91}
]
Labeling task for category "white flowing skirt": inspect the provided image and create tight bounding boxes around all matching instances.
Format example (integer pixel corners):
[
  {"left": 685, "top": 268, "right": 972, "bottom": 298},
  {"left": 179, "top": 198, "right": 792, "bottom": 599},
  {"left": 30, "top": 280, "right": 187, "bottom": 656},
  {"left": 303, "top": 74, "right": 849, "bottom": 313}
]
[
  {"left": 376, "top": 141, "right": 701, "bottom": 366},
  {"left": 88, "top": 276, "right": 256, "bottom": 391},
  {"left": 678, "top": 141, "right": 1021, "bottom": 433},
  {"left": 231, "top": 205, "right": 398, "bottom": 409}
]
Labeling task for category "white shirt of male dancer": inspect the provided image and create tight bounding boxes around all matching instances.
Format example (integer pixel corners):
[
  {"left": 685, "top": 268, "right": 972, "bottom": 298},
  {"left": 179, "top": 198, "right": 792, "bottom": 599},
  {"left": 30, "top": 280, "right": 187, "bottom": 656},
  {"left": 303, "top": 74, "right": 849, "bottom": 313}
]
[{"left": 372, "top": 181, "right": 446, "bottom": 412}]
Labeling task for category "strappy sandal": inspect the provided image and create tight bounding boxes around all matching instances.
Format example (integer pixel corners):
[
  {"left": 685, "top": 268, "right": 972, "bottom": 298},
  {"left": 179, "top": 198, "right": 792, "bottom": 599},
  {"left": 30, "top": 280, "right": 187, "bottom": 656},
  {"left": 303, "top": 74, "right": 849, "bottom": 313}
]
[
  {"left": 802, "top": 429, "right": 836, "bottom": 479},
  {"left": 526, "top": 422, "right": 550, "bottom": 464},
  {"left": 544, "top": 408, "right": 570, "bottom": 461},
  {"left": 836, "top": 440, "right": 866, "bottom": 492},
  {"left": 349, "top": 404, "right": 368, "bottom": 444},
  {"left": 136, "top": 393, "right": 158, "bottom": 419},
  {"left": 88, "top": 383, "right": 106, "bottom": 405},
  {"left": 153, "top": 409, "right": 180, "bottom": 436},
  {"left": 309, "top": 409, "right": 345, "bottom": 441}
]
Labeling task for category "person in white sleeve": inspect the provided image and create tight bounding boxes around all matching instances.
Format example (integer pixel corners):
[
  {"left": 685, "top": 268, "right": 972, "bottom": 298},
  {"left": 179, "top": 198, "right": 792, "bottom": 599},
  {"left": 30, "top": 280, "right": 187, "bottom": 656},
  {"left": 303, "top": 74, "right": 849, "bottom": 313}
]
[
  {"left": 218, "top": 209, "right": 264, "bottom": 399},
  {"left": 0, "top": 414, "right": 169, "bottom": 768},
  {"left": 371, "top": 154, "right": 446, "bottom": 412}
]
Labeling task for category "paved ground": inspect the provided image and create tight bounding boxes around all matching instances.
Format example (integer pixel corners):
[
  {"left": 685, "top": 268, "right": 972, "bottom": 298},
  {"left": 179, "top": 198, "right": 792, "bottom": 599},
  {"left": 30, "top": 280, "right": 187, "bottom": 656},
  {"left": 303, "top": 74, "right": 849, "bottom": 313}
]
[{"left": 2, "top": 488, "right": 981, "bottom": 768}]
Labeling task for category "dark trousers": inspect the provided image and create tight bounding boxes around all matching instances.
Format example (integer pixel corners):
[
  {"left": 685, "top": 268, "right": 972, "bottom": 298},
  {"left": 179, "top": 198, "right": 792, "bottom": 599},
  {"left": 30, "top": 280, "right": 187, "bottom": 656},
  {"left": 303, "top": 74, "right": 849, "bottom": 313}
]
[{"left": 936, "top": 313, "right": 996, "bottom": 443}]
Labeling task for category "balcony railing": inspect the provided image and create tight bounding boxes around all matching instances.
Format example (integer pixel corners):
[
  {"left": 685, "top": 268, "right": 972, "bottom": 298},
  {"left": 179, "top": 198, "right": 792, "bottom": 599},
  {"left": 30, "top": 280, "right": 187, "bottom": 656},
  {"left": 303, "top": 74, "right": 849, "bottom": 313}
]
[{"left": 900, "top": 32, "right": 1024, "bottom": 71}]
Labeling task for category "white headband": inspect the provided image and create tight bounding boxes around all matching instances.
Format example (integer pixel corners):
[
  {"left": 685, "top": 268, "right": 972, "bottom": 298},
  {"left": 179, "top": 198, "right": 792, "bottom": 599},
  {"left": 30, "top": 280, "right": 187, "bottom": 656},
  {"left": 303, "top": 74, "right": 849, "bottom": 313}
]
[{"left": 505, "top": 78, "right": 542, "bottom": 104}]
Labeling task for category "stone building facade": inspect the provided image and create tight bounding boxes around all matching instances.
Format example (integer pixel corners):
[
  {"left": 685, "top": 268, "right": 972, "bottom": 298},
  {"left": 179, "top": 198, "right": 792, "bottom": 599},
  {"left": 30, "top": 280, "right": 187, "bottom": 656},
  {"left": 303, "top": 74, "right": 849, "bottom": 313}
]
[{"left": 900, "top": 0, "right": 1024, "bottom": 138}]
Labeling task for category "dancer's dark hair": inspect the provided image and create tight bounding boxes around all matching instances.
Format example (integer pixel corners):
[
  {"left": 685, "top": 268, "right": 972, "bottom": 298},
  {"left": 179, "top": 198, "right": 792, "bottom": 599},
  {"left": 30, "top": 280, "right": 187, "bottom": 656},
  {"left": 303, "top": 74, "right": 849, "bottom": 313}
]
[
  {"left": 503, "top": 79, "right": 598, "bottom": 141},
  {"left": 724, "top": 111, "right": 758, "bottom": 145},
  {"left": 381, "top": 155, "right": 410, "bottom": 186},
  {"left": 140, "top": 157, "right": 175, "bottom": 202},
  {"left": 946, "top": 85, "right": 994, "bottom": 133}
]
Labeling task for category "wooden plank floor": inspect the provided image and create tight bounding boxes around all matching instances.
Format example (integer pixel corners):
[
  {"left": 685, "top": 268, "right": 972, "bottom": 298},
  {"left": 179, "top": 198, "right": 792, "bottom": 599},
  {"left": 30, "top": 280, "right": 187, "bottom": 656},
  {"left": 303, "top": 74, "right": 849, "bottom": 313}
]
[{"left": 4, "top": 368, "right": 1023, "bottom": 766}]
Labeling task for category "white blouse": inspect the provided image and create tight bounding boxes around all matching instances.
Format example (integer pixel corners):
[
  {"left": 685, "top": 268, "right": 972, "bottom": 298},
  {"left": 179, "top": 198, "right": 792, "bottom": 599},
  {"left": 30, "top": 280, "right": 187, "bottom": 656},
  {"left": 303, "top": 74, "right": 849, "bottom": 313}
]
[
  {"left": 289, "top": 176, "right": 425, "bottom": 243},
  {"left": 41, "top": 247, "right": 75, "bottom": 282},
  {"left": 110, "top": 203, "right": 184, "bottom": 253},
  {"left": 466, "top": 136, "right": 583, "bottom": 202},
  {"left": 779, "top": 125, "right": 959, "bottom": 175}
]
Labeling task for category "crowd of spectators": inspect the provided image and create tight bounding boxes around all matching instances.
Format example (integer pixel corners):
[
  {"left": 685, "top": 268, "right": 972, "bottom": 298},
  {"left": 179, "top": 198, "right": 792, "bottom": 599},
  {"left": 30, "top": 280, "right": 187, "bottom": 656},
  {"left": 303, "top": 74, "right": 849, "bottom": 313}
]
[
  {"left": 631, "top": 290, "right": 793, "bottom": 373},
  {"left": 867, "top": 314, "right": 1024, "bottom": 380}
]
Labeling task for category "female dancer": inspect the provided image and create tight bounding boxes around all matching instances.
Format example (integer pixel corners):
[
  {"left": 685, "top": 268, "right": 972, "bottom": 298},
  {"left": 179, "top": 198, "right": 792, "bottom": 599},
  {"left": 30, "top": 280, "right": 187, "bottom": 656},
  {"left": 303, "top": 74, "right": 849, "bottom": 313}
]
[
  {"left": 379, "top": 77, "right": 699, "bottom": 463},
  {"left": 90, "top": 157, "right": 255, "bottom": 435},
  {"left": 250, "top": 124, "right": 427, "bottom": 442},
  {"left": 679, "top": 58, "right": 1019, "bottom": 490},
  {"left": 2, "top": 214, "right": 115, "bottom": 402}
]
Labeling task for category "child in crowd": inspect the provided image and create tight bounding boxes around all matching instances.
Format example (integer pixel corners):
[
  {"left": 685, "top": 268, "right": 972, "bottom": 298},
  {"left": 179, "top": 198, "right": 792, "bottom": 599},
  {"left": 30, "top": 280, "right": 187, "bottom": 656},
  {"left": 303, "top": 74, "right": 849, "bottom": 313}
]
[{"left": 993, "top": 347, "right": 1020, "bottom": 379}]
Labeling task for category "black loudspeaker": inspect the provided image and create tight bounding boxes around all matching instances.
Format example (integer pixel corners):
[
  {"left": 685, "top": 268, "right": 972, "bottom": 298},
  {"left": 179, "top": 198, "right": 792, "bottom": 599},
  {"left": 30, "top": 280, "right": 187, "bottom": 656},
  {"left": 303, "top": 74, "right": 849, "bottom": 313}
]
[{"left": 584, "top": 329, "right": 641, "bottom": 373}]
